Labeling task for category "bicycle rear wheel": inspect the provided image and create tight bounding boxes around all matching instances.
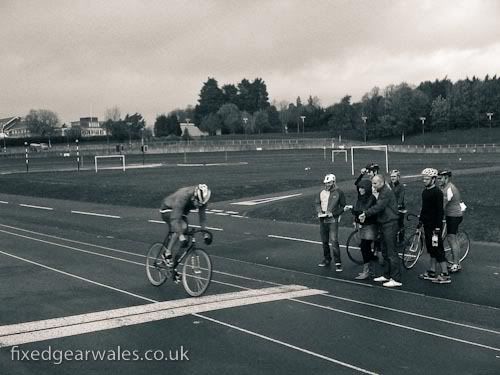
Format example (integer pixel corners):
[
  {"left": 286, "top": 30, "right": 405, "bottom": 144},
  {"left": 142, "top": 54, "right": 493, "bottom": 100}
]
[
  {"left": 444, "top": 231, "right": 470, "bottom": 264},
  {"left": 181, "top": 247, "right": 212, "bottom": 297},
  {"left": 346, "top": 230, "right": 364, "bottom": 265},
  {"left": 146, "top": 243, "right": 171, "bottom": 286},
  {"left": 402, "top": 233, "right": 423, "bottom": 269}
]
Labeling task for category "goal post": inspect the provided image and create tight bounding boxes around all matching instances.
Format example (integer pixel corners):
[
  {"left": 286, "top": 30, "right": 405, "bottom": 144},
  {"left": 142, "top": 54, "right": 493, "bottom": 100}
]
[
  {"left": 95, "top": 155, "right": 126, "bottom": 172},
  {"left": 331, "top": 149, "right": 348, "bottom": 163},
  {"left": 350, "top": 145, "right": 388, "bottom": 175}
]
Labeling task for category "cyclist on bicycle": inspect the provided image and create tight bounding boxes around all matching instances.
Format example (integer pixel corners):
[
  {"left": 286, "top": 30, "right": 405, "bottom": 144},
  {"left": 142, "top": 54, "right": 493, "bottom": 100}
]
[
  {"left": 438, "top": 169, "right": 464, "bottom": 272},
  {"left": 159, "top": 184, "right": 212, "bottom": 272},
  {"left": 418, "top": 168, "right": 451, "bottom": 284}
]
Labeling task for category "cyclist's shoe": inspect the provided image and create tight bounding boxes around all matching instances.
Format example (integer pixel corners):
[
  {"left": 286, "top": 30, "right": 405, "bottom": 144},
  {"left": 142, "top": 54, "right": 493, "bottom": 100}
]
[
  {"left": 173, "top": 270, "right": 181, "bottom": 284},
  {"left": 418, "top": 271, "right": 437, "bottom": 281},
  {"left": 161, "top": 253, "right": 174, "bottom": 268},
  {"left": 373, "top": 276, "right": 389, "bottom": 282},
  {"left": 449, "top": 264, "right": 462, "bottom": 273},
  {"left": 432, "top": 273, "right": 451, "bottom": 284},
  {"left": 335, "top": 263, "right": 343, "bottom": 272},
  {"left": 318, "top": 259, "right": 331, "bottom": 267}
]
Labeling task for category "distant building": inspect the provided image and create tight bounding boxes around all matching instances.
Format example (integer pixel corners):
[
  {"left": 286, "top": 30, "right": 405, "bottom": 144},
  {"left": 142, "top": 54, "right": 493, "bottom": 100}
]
[
  {"left": 70, "top": 117, "right": 107, "bottom": 137},
  {"left": 0, "top": 116, "right": 31, "bottom": 138},
  {"left": 179, "top": 123, "right": 209, "bottom": 137}
]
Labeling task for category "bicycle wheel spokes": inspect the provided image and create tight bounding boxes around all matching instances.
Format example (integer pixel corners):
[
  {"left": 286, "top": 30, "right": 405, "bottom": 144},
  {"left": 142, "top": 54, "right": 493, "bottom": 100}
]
[
  {"left": 346, "top": 230, "right": 364, "bottom": 265},
  {"left": 181, "top": 248, "right": 212, "bottom": 297},
  {"left": 146, "top": 243, "right": 171, "bottom": 286},
  {"left": 402, "top": 233, "right": 422, "bottom": 269}
]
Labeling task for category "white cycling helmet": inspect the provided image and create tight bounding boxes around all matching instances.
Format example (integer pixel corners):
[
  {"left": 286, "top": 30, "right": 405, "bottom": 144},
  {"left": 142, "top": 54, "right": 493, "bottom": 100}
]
[
  {"left": 421, "top": 168, "right": 438, "bottom": 177},
  {"left": 195, "top": 184, "right": 211, "bottom": 205},
  {"left": 323, "top": 174, "right": 336, "bottom": 183}
]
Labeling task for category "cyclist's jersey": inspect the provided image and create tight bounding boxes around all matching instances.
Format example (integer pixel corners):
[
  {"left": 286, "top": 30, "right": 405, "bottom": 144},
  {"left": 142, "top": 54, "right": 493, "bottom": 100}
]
[
  {"left": 389, "top": 181, "right": 405, "bottom": 210},
  {"left": 160, "top": 186, "right": 207, "bottom": 233},
  {"left": 420, "top": 185, "right": 444, "bottom": 229},
  {"left": 441, "top": 182, "right": 462, "bottom": 217}
]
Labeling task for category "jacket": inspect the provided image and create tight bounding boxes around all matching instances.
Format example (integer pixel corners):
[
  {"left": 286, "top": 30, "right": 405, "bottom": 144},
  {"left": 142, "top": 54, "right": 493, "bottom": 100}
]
[
  {"left": 315, "top": 187, "right": 346, "bottom": 219},
  {"left": 364, "top": 185, "right": 399, "bottom": 224}
]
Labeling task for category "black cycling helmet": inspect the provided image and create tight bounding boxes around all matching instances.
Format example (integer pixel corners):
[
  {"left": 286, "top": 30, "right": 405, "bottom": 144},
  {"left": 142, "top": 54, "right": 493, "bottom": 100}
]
[
  {"left": 438, "top": 169, "right": 452, "bottom": 177},
  {"left": 365, "top": 163, "right": 380, "bottom": 172}
]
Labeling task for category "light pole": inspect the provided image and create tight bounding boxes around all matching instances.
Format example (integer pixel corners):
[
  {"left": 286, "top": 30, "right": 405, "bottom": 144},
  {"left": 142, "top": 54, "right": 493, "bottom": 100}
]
[
  {"left": 486, "top": 112, "right": 494, "bottom": 128},
  {"left": 300, "top": 116, "right": 306, "bottom": 135},
  {"left": 243, "top": 117, "right": 248, "bottom": 137},
  {"left": 361, "top": 116, "right": 367, "bottom": 143},
  {"left": 419, "top": 116, "right": 426, "bottom": 136}
]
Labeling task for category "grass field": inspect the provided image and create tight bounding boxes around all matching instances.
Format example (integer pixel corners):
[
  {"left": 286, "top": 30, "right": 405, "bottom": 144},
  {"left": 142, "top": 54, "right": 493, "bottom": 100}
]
[
  {"left": 0, "top": 149, "right": 498, "bottom": 242},
  {"left": 379, "top": 127, "right": 500, "bottom": 145}
]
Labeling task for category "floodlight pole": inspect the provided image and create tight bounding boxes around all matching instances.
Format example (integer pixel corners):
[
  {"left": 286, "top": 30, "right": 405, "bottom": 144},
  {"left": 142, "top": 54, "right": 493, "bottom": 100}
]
[
  {"left": 300, "top": 116, "right": 306, "bottom": 134},
  {"left": 361, "top": 116, "right": 367, "bottom": 143},
  {"left": 420, "top": 117, "right": 426, "bottom": 136},
  {"left": 243, "top": 117, "right": 248, "bottom": 137},
  {"left": 486, "top": 112, "right": 493, "bottom": 128},
  {"left": 24, "top": 142, "right": 29, "bottom": 172},
  {"left": 76, "top": 139, "right": 80, "bottom": 172}
]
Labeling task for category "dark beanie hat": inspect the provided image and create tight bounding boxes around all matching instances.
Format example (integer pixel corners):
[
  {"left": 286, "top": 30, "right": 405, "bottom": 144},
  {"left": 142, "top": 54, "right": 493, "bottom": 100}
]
[{"left": 358, "top": 179, "right": 372, "bottom": 191}]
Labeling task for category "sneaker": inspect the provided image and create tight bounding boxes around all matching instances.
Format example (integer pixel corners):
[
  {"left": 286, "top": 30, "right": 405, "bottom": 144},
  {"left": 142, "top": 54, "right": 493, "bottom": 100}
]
[
  {"left": 449, "top": 264, "right": 462, "bottom": 273},
  {"left": 418, "top": 271, "right": 437, "bottom": 281},
  {"left": 335, "top": 263, "right": 343, "bottom": 272},
  {"left": 383, "top": 279, "right": 402, "bottom": 288},
  {"left": 373, "top": 276, "right": 389, "bottom": 282},
  {"left": 432, "top": 274, "right": 451, "bottom": 284},
  {"left": 173, "top": 270, "right": 181, "bottom": 284},
  {"left": 318, "top": 259, "right": 331, "bottom": 267},
  {"left": 355, "top": 272, "right": 370, "bottom": 280}
]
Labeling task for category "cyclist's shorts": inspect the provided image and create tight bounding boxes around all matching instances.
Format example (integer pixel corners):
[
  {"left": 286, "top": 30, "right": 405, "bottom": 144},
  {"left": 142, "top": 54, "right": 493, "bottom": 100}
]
[{"left": 446, "top": 216, "right": 463, "bottom": 235}]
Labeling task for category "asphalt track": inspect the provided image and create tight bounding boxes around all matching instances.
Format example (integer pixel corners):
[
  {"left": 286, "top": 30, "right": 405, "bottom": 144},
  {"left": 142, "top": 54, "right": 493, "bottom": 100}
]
[{"left": 0, "top": 192, "right": 499, "bottom": 374}]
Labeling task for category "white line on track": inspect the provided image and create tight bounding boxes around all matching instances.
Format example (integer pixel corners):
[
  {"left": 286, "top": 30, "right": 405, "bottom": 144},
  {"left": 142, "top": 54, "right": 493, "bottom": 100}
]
[
  {"left": 71, "top": 210, "right": 121, "bottom": 219},
  {"left": 0, "top": 250, "right": 377, "bottom": 374},
  {"left": 0, "top": 201, "right": 8, "bottom": 204},
  {"left": 268, "top": 234, "right": 347, "bottom": 248},
  {"left": 19, "top": 204, "right": 54, "bottom": 211},
  {"left": 215, "top": 213, "right": 230, "bottom": 216},
  {"left": 225, "top": 211, "right": 239, "bottom": 214},
  {"left": 230, "top": 215, "right": 246, "bottom": 218}
]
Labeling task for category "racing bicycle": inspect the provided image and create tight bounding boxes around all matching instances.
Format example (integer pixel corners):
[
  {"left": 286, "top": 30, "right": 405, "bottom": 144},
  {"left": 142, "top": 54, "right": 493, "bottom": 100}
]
[{"left": 146, "top": 227, "right": 213, "bottom": 297}]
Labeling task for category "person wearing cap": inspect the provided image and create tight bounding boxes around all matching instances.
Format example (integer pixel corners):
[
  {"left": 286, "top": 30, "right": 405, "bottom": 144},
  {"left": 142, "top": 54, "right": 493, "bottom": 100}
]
[
  {"left": 350, "top": 178, "right": 378, "bottom": 279},
  {"left": 358, "top": 174, "right": 402, "bottom": 287},
  {"left": 315, "top": 173, "right": 346, "bottom": 271},
  {"left": 419, "top": 168, "right": 450, "bottom": 284},
  {"left": 389, "top": 169, "right": 406, "bottom": 242},
  {"left": 438, "top": 169, "right": 464, "bottom": 272}
]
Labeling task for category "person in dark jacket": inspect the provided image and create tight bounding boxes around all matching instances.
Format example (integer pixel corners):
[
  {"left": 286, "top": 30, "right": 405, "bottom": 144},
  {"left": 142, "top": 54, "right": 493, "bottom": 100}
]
[
  {"left": 359, "top": 175, "right": 402, "bottom": 287},
  {"left": 315, "top": 173, "right": 346, "bottom": 271},
  {"left": 351, "top": 178, "right": 378, "bottom": 280},
  {"left": 389, "top": 169, "right": 406, "bottom": 242}
]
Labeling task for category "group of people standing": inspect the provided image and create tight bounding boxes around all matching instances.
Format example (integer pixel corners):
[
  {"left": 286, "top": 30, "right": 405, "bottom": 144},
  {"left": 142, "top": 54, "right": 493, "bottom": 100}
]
[{"left": 315, "top": 164, "right": 464, "bottom": 288}]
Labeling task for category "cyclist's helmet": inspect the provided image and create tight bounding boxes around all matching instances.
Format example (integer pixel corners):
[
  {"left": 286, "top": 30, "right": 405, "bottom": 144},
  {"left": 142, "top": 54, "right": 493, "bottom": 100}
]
[
  {"left": 366, "top": 163, "right": 380, "bottom": 173},
  {"left": 438, "top": 169, "right": 452, "bottom": 177},
  {"left": 421, "top": 168, "right": 438, "bottom": 177},
  {"left": 390, "top": 169, "right": 400, "bottom": 177},
  {"left": 194, "top": 184, "right": 211, "bottom": 205},
  {"left": 323, "top": 174, "right": 336, "bottom": 183}
]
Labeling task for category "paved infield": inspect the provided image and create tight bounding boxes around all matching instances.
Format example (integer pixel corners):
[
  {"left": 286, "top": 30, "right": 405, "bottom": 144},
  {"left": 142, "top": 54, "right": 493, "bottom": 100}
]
[{"left": 0, "top": 193, "right": 499, "bottom": 374}]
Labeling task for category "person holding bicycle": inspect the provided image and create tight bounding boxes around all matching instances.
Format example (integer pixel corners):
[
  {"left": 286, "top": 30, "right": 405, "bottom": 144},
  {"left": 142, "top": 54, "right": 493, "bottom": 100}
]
[
  {"left": 351, "top": 178, "right": 378, "bottom": 280},
  {"left": 159, "top": 184, "right": 212, "bottom": 279},
  {"left": 438, "top": 169, "right": 464, "bottom": 273},
  {"left": 358, "top": 175, "right": 402, "bottom": 288},
  {"left": 419, "top": 168, "right": 451, "bottom": 284}
]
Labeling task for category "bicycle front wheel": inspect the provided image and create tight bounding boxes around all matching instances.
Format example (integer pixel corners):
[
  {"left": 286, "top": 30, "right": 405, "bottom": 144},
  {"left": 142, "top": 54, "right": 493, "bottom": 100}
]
[
  {"left": 445, "top": 231, "right": 470, "bottom": 264},
  {"left": 146, "top": 243, "right": 171, "bottom": 286},
  {"left": 402, "top": 233, "right": 423, "bottom": 269},
  {"left": 346, "top": 230, "right": 364, "bottom": 265},
  {"left": 181, "top": 247, "right": 212, "bottom": 297}
]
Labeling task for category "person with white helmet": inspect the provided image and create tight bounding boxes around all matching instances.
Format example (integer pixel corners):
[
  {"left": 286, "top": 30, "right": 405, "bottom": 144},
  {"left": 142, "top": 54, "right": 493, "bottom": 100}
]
[
  {"left": 159, "top": 184, "right": 212, "bottom": 280},
  {"left": 419, "top": 168, "right": 451, "bottom": 284},
  {"left": 315, "top": 173, "right": 347, "bottom": 271}
]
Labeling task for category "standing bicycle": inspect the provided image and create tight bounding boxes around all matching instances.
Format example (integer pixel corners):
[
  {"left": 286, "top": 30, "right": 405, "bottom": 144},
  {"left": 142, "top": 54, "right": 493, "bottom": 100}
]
[{"left": 146, "top": 226, "right": 213, "bottom": 296}]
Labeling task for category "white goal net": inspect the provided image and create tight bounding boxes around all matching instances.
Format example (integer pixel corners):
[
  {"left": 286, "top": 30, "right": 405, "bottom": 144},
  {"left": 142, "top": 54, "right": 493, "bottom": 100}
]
[
  {"left": 95, "top": 155, "right": 126, "bottom": 172},
  {"left": 350, "top": 145, "right": 388, "bottom": 175}
]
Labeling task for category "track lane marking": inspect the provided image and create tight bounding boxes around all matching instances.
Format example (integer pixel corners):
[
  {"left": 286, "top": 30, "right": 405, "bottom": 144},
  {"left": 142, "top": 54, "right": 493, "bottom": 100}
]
[
  {"left": 19, "top": 204, "right": 54, "bottom": 211},
  {"left": 71, "top": 210, "right": 121, "bottom": 219},
  {"left": 147, "top": 220, "right": 224, "bottom": 231}
]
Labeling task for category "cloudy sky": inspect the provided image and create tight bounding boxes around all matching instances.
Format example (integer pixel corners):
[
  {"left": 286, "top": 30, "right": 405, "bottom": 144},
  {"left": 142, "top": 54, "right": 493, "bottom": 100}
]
[{"left": 1, "top": 0, "right": 499, "bottom": 126}]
